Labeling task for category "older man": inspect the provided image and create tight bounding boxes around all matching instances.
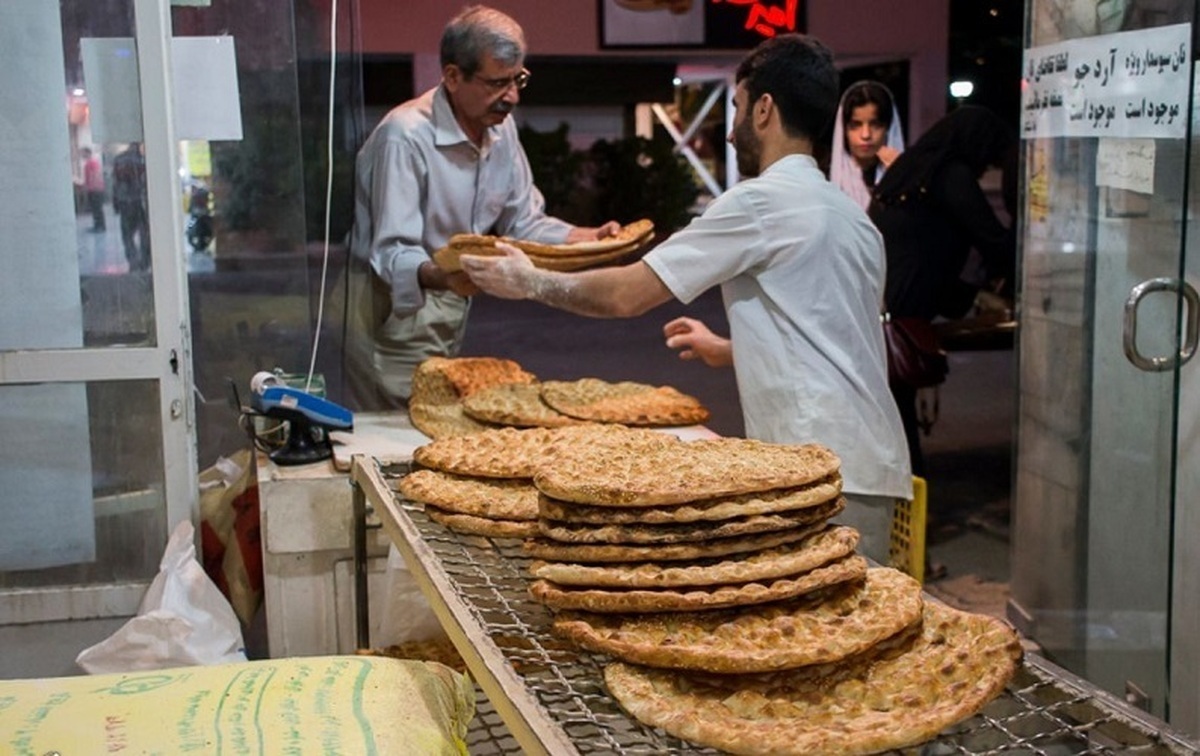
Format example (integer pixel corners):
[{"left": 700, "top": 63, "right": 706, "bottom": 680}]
[
  {"left": 461, "top": 34, "right": 911, "bottom": 562},
  {"left": 345, "top": 5, "right": 617, "bottom": 408}
]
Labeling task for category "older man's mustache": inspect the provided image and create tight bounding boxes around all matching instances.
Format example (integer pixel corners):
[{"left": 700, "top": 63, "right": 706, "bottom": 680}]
[{"left": 490, "top": 101, "right": 515, "bottom": 115}]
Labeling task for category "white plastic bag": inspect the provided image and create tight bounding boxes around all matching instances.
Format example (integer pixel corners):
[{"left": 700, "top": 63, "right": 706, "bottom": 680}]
[
  {"left": 375, "top": 545, "right": 445, "bottom": 646},
  {"left": 76, "top": 520, "right": 247, "bottom": 673}
]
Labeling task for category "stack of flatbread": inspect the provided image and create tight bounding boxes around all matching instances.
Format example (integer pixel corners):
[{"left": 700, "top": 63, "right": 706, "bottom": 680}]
[
  {"left": 400, "top": 421, "right": 1023, "bottom": 754},
  {"left": 409, "top": 357, "right": 712, "bottom": 437},
  {"left": 517, "top": 428, "right": 1022, "bottom": 754},
  {"left": 398, "top": 424, "right": 677, "bottom": 538},
  {"left": 407, "top": 356, "right": 537, "bottom": 439},
  {"left": 432, "top": 219, "right": 655, "bottom": 273},
  {"left": 525, "top": 436, "right": 863, "bottom": 616}
]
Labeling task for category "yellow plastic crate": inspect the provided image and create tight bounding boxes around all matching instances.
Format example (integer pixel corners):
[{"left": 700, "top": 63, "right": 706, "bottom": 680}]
[{"left": 889, "top": 476, "right": 927, "bottom": 583}]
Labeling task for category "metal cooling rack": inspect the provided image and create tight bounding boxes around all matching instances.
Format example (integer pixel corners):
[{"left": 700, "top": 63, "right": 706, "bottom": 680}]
[{"left": 352, "top": 457, "right": 1200, "bottom": 756}]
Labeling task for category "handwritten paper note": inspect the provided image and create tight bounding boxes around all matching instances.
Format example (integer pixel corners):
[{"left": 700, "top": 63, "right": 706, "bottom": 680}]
[
  {"left": 1095, "top": 138, "right": 1156, "bottom": 194},
  {"left": 1022, "top": 23, "right": 1191, "bottom": 139}
]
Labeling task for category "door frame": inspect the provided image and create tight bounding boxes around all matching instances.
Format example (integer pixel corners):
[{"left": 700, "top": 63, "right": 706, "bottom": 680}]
[{"left": 0, "top": 0, "right": 197, "bottom": 625}]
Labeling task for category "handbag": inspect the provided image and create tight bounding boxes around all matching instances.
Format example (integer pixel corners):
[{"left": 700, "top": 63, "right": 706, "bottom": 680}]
[{"left": 882, "top": 314, "right": 948, "bottom": 389}]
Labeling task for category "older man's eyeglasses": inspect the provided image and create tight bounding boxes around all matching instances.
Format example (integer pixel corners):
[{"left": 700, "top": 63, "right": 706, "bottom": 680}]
[{"left": 473, "top": 68, "right": 531, "bottom": 92}]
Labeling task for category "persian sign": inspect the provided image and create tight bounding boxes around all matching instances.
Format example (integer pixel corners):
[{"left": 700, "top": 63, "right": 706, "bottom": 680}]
[{"left": 1022, "top": 23, "right": 1191, "bottom": 139}]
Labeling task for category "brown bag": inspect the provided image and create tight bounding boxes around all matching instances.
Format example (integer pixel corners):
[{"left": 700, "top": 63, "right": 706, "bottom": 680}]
[{"left": 882, "top": 314, "right": 948, "bottom": 389}]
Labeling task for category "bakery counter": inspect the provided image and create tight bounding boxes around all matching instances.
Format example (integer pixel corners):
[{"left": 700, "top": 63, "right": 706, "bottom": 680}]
[
  {"left": 256, "top": 411, "right": 430, "bottom": 657},
  {"left": 258, "top": 413, "right": 716, "bottom": 658},
  {"left": 351, "top": 455, "right": 1200, "bottom": 756}
]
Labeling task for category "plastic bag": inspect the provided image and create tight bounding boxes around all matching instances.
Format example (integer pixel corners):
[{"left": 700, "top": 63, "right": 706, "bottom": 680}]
[
  {"left": 76, "top": 520, "right": 247, "bottom": 673},
  {"left": 375, "top": 545, "right": 445, "bottom": 647},
  {"left": 198, "top": 449, "right": 263, "bottom": 625}
]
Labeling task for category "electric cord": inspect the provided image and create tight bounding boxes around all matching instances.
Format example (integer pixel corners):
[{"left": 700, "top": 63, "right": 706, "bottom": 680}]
[{"left": 299, "top": 0, "right": 341, "bottom": 395}]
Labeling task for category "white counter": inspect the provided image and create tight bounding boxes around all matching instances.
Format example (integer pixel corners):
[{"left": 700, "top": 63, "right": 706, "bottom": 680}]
[{"left": 257, "top": 411, "right": 429, "bottom": 657}]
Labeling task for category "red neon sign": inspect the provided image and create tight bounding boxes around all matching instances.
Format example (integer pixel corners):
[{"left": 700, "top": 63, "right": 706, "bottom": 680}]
[{"left": 712, "top": 0, "right": 799, "bottom": 38}]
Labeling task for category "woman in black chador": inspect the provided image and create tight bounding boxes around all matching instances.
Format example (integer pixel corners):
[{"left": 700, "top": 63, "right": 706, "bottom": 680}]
[{"left": 868, "top": 105, "right": 1016, "bottom": 475}]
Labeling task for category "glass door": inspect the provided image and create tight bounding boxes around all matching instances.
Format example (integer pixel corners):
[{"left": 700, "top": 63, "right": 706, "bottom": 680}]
[
  {"left": 1012, "top": 1, "right": 1198, "bottom": 730},
  {"left": 0, "top": 0, "right": 194, "bottom": 676}
]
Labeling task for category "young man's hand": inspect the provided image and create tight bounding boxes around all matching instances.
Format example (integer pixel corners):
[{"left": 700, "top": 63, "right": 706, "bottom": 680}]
[
  {"left": 460, "top": 242, "right": 538, "bottom": 300},
  {"left": 663, "top": 316, "right": 733, "bottom": 367}
]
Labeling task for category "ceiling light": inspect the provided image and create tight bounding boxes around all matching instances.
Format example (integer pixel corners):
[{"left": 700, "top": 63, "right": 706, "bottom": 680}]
[{"left": 949, "top": 80, "right": 975, "bottom": 99}]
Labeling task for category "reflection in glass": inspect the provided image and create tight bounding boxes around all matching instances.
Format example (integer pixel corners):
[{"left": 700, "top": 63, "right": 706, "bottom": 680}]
[
  {"left": 64, "top": 1, "right": 157, "bottom": 348},
  {"left": 0, "top": 381, "right": 165, "bottom": 589}
]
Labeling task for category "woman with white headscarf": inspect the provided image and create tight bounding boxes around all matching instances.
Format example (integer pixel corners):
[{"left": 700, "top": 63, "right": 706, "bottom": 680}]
[{"left": 829, "top": 80, "right": 905, "bottom": 210}]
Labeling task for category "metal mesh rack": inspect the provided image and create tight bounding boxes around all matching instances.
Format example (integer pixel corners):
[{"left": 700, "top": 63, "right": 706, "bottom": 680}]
[{"left": 353, "top": 457, "right": 1200, "bottom": 756}]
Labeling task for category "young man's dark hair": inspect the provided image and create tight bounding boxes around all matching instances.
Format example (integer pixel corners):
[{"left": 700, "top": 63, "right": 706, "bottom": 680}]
[{"left": 735, "top": 34, "right": 839, "bottom": 141}]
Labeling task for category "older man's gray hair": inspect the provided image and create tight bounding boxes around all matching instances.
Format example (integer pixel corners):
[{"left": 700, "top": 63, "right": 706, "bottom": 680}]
[{"left": 440, "top": 5, "right": 526, "bottom": 75}]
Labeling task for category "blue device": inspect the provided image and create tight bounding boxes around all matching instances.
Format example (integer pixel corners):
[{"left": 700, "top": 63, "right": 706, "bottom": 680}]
[
  {"left": 253, "top": 384, "right": 354, "bottom": 430},
  {"left": 248, "top": 372, "right": 353, "bottom": 465}
]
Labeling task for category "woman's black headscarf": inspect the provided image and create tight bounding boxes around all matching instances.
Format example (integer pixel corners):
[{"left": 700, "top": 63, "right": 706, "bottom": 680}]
[{"left": 872, "top": 105, "right": 1014, "bottom": 205}]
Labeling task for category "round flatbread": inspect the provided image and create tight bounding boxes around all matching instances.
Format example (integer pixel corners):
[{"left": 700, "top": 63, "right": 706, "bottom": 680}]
[
  {"left": 553, "top": 568, "right": 924, "bottom": 674},
  {"left": 410, "top": 357, "right": 461, "bottom": 405},
  {"left": 434, "top": 220, "right": 654, "bottom": 271},
  {"left": 413, "top": 424, "right": 678, "bottom": 479},
  {"left": 530, "top": 555, "right": 867, "bottom": 614},
  {"left": 536, "top": 498, "right": 844, "bottom": 545},
  {"left": 539, "top": 378, "right": 710, "bottom": 427},
  {"left": 408, "top": 401, "right": 496, "bottom": 440},
  {"left": 603, "top": 600, "right": 1023, "bottom": 756},
  {"left": 460, "top": 382, "right": 583, "bottom": 428},
  {"left": 514, "top": 219, "right": 654, "bottom": 255},
  {"left": 534, "top": 437, "right": 841, "bottom": 507},
  {"left": 436, "top": 356, "right": 536, "bottom": 397},
  {"left": 537, "top": 474, "right": 842, "bottom": 524},
  {"left": 522, "top": 521, "right": 826, "bottom": 564},
  {"left": 526, "top": 241, "right": 646, "bottom": 271},
  {"left": 423, "top": 506, "right": 539, "bottom": 538},
  {"left": 398, "top": 469, "right": 539, "bottom": 521},
  {"left": 528, "top": 525, "right": 859, "bottom": 588}
]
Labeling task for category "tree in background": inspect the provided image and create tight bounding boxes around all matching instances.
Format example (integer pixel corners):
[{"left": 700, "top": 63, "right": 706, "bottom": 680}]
[{"left": 519, "top": 125, "right": 701, "bottom": 239}]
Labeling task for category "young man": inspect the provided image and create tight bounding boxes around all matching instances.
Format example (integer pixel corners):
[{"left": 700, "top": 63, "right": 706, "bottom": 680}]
[
  {"left": 461, "top": 34, "right": 911, "bottom": 562},
  {"left": 345, "top": 5, "right": 617, "bottom": 408}
]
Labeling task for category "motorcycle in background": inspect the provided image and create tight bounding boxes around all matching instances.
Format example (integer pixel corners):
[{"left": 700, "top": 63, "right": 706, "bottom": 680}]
[{"left": 186, "top": 182, "right": 214, "bottom": 253}]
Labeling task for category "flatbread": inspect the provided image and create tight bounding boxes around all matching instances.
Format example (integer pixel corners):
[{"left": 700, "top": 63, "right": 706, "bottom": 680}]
[
  {"left": 522, "top": 521, "right": 825, "bottom": 564},
  {"left": 410, "top": 357, "right": 462, "bottom": 405},
  {"left": 398, "top": 469, "right": 539, "bottom": 521},
  {"left": 433, "top": 220, "right": 654, "bottom": 272},
  {"left": 518, "top": 219, "right": 654, "bottom": 255},
  {"left": 424, "top": 506, "right": 539, "bottom": 538},
  {"left": 530, "top": 555, "right": 867, "bottom": 614},
  {"left": 553, "top": 567, "right": 925, "bottom": 674},
  {"left": 527, "top": 241, "right": 646, "bottom": 271},
  {"left": 413, "top": 424, "right": 678, "bottom": 479},
  {"left": 536, "top": 498, "right": 844, "bottom": 545},
  {"left": 432, "top": 241, "right": 496, "bottom": 273},
  {"left": 537, "top": 476, "right": 842, "bottom": 524},
  {"left": 408, "top": 357, "right": 536, "bottom": 438},
  {"left": 603, "top": 600, "right": 1023, "bottom": 756},
  {"left": 433, "top": 356, "right": 536, "bottom": 398},
  {"left": 528, "top": 525, "right": 859, "bottom": 588},
  {"left": 408, "top": 400, "right": 496, "bottom": 440},
  {"left": 460, "top": 382, "right": 584, "bottom": 428},
  {"left": 539, "top": 378, "right": 710, "bottom": 426},
  {"left": 434, "top": 240, "right": 647, "bottom": 273},
  {"left": 447, "top": 219, "right": 653, "bottom": 257},
  {"left": 534, "top": 437, "right": 841, "bottom": 507}
]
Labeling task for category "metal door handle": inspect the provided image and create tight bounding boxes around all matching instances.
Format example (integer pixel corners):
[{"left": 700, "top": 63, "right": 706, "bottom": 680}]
[{"left": 1123, "top": 277, "right": 1200, "bottom": 371}]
